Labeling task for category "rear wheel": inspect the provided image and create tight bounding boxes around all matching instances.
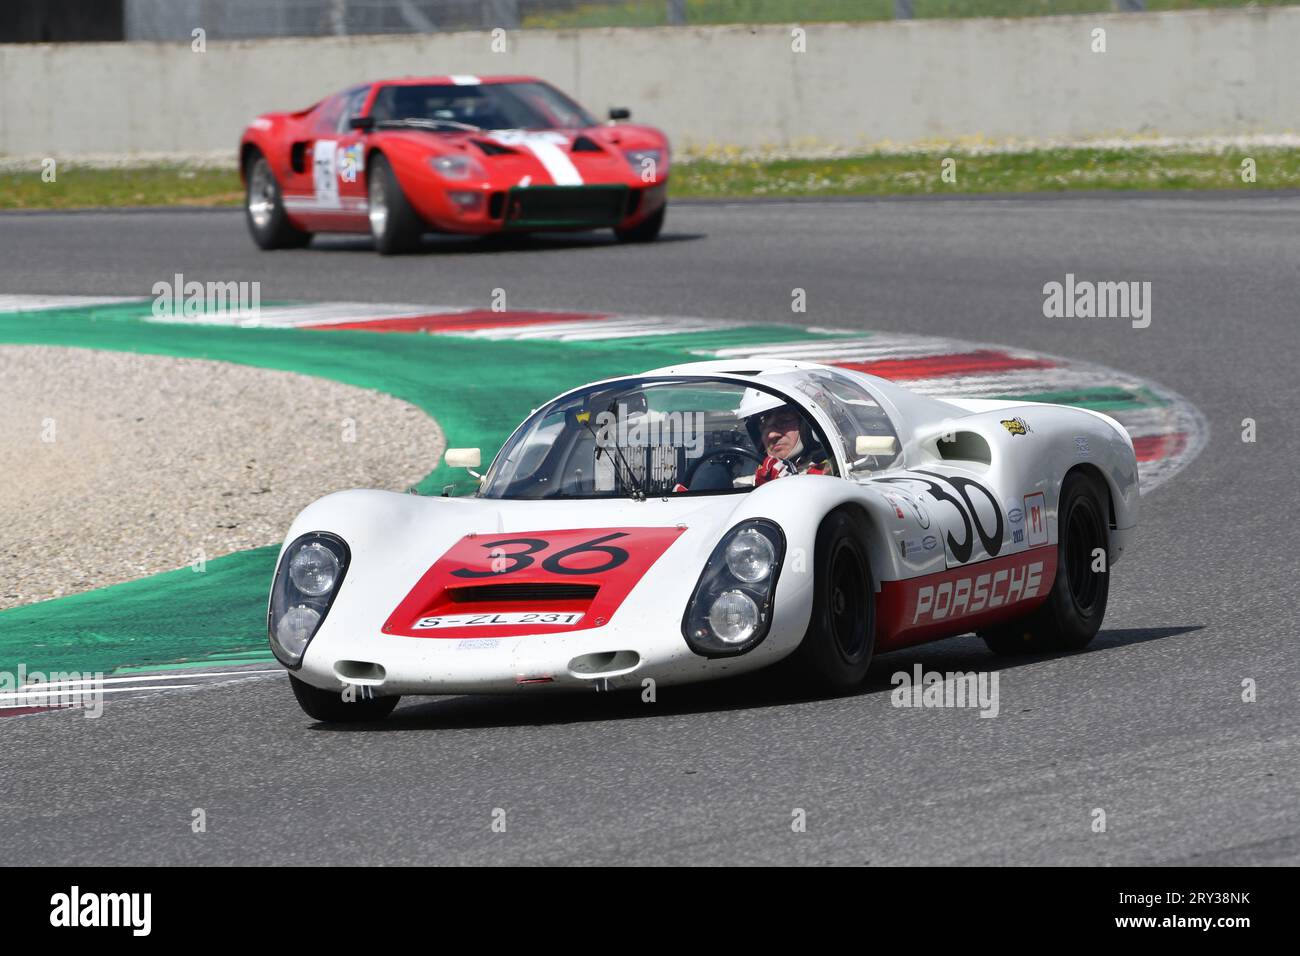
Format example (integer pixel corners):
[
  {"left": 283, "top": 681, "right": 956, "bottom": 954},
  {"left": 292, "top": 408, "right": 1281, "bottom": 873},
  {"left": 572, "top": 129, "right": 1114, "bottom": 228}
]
[
  {"left": 288, "top": 674, "right": 400, "bottom": 723},
  {"left": 367, "top": 154, "right": 424, "bottom": 255},
  {"left": 245, "top": 151, "right": 311, "bottom": 250},
  {"left": 981, "top": 470, "right": 1111, "bottom": 655},
  {"left": 614, "top": 205, "right": 665, "bottom": 243},
  {"left": 783, "top": 509, "right": 875, "bottom": 693}
]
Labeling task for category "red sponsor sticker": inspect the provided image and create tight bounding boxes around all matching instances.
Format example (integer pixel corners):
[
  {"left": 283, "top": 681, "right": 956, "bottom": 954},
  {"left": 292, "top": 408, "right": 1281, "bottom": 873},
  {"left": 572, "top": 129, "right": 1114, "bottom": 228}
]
[{"left": 382, "top": 526, "right": 686, "bottom": 638}]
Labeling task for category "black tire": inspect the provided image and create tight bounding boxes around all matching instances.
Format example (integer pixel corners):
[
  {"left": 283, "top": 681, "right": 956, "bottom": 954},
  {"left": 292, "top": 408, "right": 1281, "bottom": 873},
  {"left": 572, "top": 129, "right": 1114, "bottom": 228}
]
[
  {"left": 367, "top": 154, "right": 424, "bottom": 255},
  {"left": 783, "top": 508, "right": 876, "bottom": 693},
  {"left": 245, "top": 151, "right": 312, "bottom": 250},
  {"left": 614, "top": 204, "right": 665, "bottom": 243},
  {"left": 981, "top": 470, "right": 1111, "bottom": 656},
  {"left": 288, "top": 674, "right": 400, "bottom": 723}
]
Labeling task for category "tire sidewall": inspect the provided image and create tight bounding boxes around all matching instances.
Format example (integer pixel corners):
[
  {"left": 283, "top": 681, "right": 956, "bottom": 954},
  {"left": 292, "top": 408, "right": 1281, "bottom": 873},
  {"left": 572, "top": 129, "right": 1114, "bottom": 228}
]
[
  {"left": 245, "top": 153, "right": 281, "bottom": 245},
  {"left": 792, "top": 509, "right": 876, "bottom": 691},
  {"left": 1047, "top": 471, "right": 1110, "bottom": 644}
]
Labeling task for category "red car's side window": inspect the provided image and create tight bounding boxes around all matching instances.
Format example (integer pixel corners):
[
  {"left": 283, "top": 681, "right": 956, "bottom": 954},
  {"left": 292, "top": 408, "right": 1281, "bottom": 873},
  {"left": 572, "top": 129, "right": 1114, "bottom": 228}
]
[{"left": 312, "top": 95, "right": 345, "bottom": 135}]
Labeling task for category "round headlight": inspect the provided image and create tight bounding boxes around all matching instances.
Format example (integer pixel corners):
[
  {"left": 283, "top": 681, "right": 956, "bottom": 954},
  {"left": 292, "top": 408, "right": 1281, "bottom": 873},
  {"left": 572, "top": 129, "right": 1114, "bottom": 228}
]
[
  {"left": 708, "top": 590, "right": 758, "bottom": 644},
  {"left": 288, "top": 542, "right": 340, "bottom": 597},
  {"left": 275, "top": 605, "right": 321, "bottom": 658},
  {"left": 725, "top": 529, "right": 775, "bottom": 583}
]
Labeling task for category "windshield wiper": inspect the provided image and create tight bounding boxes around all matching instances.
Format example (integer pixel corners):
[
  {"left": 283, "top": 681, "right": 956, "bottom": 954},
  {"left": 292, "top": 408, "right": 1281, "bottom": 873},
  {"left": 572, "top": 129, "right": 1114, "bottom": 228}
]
[
  {"left": 374, "top": 117, "right": 484, "bottom": 133},
  {"left": 576, "top": 411, "right": 648, "bottom": 501}
]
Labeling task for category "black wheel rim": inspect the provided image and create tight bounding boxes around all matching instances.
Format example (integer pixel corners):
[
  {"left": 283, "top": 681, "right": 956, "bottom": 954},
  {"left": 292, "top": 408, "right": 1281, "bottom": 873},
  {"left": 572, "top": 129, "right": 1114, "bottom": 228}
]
[
  {"left": 828, "top": 541, "right": 868, "bottom": 661},
  {"left": 1064, "top": 497, "right": 1103, "bottom": 613}
]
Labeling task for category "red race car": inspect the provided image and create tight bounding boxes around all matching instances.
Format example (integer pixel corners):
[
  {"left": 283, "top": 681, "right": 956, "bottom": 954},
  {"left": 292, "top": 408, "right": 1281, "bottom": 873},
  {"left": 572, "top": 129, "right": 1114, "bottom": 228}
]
[{"left": 239, "top": 75, "right": 669, "bottom": 254}]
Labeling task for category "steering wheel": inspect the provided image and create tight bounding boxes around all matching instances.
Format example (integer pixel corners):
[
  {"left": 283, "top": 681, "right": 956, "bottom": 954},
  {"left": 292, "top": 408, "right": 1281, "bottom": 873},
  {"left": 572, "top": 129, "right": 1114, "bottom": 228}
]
[{"left": 684, "top": 445, "right": 764, "bottom": 487}]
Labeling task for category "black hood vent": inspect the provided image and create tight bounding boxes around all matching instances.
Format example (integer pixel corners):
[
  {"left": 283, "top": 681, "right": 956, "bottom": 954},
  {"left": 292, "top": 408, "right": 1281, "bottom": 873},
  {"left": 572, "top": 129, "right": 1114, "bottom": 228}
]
[
  {"left": 473, "top": 139, "right": 518, "bottom": 156},
  {"left": 571, "top": 135, "right": 604, "bottom": 153}
]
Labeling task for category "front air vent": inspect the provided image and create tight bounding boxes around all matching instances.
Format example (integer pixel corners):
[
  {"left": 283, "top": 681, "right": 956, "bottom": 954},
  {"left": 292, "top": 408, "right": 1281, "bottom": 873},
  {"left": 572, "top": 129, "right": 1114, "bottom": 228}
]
[
  {"left": 571, "top": 135, "right": 604, "bottom": 153},
  {"left": 473, "top": 139, "right": 518, "bottom": 156},
  {"left": 448, "top": 583, "right": 598, "bottom": 603}
]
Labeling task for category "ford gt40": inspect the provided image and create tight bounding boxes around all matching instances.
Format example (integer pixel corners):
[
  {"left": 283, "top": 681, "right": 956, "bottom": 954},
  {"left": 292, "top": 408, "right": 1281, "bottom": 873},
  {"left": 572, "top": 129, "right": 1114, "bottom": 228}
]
[{"left": 239, "top": 75, "right": 669, "bottom": 254}]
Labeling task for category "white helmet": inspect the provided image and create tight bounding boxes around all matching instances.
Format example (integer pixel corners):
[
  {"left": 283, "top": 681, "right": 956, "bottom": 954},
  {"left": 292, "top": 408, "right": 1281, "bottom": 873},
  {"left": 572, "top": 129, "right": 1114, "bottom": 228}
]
[{"left": 735, "top": 387, "right": 788, "bottom": 420}]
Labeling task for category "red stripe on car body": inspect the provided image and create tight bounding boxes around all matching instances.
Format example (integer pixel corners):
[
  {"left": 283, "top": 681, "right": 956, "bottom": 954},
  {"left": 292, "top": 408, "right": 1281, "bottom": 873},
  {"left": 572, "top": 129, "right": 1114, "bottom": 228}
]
[{"left": 875, "top": 548, "right": 1058, "bottom": 652}]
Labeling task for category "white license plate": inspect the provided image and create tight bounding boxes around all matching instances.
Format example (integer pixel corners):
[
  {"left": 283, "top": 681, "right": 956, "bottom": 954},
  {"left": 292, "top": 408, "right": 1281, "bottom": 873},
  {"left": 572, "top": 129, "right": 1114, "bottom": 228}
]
[{"left": 412, "top": 611, "right": 585, "bottom": 630}]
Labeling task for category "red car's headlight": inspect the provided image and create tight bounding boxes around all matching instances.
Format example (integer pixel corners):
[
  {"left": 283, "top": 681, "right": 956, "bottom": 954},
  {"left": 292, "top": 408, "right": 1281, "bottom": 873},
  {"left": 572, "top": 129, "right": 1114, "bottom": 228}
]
[{"left": 429, "top": 154, "right": 485, "bottom": 180}]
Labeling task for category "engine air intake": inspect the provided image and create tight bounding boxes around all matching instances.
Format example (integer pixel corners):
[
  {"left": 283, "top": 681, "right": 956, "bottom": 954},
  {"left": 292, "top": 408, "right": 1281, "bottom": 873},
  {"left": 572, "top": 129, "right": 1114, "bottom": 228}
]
[{"left": 448, "top": 583, "right": 599, "bottom": 603}]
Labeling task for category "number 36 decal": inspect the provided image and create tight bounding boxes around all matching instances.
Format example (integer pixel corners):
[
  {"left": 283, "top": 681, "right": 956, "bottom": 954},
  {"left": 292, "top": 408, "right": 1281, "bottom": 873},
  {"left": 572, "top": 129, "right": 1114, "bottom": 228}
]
[
  {"left": 450, "top": 533, "right": 631, "bottom": 578},
  {"left": 384, "top": 527, "right": 686, "bottom": 638}
]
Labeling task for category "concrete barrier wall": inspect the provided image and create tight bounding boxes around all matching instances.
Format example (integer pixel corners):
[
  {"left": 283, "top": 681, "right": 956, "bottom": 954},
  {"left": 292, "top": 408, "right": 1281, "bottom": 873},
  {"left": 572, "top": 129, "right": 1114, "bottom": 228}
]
[{"left": 1, "top": 7, "right": 1296, "bottom": 159}]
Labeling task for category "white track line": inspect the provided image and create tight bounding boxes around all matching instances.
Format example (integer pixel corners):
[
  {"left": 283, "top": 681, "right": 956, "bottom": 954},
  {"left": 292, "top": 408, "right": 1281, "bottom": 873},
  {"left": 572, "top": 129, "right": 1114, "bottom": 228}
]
[{"left": 0, "top": 295, "right": 143, "bottom": 313}]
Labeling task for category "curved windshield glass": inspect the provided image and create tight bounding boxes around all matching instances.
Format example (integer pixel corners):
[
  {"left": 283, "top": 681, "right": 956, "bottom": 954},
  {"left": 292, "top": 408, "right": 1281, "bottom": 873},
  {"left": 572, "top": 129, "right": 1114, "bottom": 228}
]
[
  {"left": 479, "top": 378, "right": 836, "bottom": 500},
  {"left": 368, "top": 81, "right": 598, "bottom": 131},
  {"left": 770, "top": 368, "right": 902, "bottom": 474}
]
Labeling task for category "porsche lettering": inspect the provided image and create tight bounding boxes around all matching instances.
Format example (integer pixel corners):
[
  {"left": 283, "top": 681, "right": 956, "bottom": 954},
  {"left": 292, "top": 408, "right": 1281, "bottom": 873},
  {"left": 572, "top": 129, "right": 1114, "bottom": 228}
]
[{"left": 913, "top": 560, "right": 1045, "bottom": 624}]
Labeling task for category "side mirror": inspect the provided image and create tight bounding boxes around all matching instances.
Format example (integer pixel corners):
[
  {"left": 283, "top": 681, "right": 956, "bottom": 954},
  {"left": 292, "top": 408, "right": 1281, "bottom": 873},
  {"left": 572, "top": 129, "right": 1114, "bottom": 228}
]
[
  {"left": 348, "top": 115, "right": 375, "bottom": 132},
  {"left": 444, "top": 447, "right": 481, "bottom": 469},
  {"left": 608, "top": 107, "right": 631, "bottom": 122},
  {"left": 855, "top": 435, "right": 899, "bottom": 457}
]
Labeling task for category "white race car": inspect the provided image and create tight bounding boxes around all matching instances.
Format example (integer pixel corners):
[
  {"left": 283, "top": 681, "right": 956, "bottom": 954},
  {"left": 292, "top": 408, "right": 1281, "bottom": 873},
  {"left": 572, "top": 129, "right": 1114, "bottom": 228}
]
[{"left": 269, "top": 359, "right": 1138, "bottom": 722}]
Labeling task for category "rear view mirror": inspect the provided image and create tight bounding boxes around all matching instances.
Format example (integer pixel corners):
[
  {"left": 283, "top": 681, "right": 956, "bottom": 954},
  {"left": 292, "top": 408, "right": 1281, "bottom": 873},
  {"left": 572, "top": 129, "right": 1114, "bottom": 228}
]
[
  {"left": 608, "top": 107, "right": 631, "bottom": 121},
  {"left": 444, "top": 447, "right": 481, "bottom": 469},
  {"left": 348, "top": 115, "right": 375, "bottom": 131}
]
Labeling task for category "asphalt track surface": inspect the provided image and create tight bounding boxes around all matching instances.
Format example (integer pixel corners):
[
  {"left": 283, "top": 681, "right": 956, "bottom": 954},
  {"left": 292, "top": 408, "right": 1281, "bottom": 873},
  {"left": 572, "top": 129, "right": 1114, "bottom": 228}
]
[{"left": 3, "top": 195, "right": 1298, "bottom": 865}]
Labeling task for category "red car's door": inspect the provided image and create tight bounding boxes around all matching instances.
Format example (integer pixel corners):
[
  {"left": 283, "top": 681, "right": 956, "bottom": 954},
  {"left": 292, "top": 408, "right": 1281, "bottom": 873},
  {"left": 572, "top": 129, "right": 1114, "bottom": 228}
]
[{"left": 283, "top": 87, "right": 371, "bottom": 234}]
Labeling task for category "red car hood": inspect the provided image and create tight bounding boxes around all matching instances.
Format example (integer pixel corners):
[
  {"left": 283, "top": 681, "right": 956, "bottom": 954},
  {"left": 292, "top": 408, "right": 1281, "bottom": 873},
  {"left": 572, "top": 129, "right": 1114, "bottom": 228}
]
[{"left": 377, "top": 125, "right": 660, "bottom": 187}]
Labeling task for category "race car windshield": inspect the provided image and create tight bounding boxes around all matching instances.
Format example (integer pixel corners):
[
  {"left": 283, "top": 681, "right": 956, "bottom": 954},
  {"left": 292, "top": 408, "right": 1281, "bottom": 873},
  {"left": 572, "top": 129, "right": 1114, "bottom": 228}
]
[
  {"left": 368, "top": 82, "right": 598, "bottom": 131},
  {"left": 479, "top": 378, "right": 833, "bottom": 500}
]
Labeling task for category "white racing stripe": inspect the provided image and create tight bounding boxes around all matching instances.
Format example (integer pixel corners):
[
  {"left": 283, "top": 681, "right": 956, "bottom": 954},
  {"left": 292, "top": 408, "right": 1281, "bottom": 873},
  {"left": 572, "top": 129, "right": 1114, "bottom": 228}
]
[{"left": 525, "top": 139, "right": 584, "bottom": 186}]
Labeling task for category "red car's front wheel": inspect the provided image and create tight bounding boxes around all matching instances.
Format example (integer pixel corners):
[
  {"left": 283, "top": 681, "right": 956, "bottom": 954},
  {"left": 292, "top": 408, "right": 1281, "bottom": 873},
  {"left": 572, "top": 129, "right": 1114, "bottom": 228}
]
[
  {"left": 614, "top": 205, "right": 666, "bottom": 244},
  {"left": 367, "top": 154, "right": 424, "bottom": 255}
]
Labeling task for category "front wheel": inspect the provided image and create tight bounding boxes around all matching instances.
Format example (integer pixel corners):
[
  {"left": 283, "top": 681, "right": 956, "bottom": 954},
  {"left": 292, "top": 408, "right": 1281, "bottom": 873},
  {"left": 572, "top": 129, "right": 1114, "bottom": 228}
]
[
  {"left": 782, "top": 508, "right": 875, "bottom": 693},
  {"left": 614, "top": 205, "right": 665, "bottom": 243},
  {"left": 367, "top": 154, "right": 424, "bottom": 255},
  {"left": 288, "top": 674, "right": 400, "bottom": 723},
  {"left": 981, "top": 470, "right": 1111, "bottom": 655}
]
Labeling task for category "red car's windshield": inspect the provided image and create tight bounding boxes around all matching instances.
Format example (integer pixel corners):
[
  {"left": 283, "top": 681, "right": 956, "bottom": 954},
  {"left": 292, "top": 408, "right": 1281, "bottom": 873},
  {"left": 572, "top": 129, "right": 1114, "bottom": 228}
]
[{"left": 368, "top": 81, "right": 598, "bottom": 131}]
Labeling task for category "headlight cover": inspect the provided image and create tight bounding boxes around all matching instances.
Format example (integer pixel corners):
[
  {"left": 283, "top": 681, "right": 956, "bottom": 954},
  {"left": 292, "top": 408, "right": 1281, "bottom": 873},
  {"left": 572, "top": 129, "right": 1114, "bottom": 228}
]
[
  {"left": 682, "top": 519, "right": 785, "bottom": 657},
  {"left": 268, "top": 532, "right": 350, "bottom": 668},
  {"left": 429, "top": 154, "right": 484, "bottom": 181},
  {"left": 624, "top": 148, "right": 664, "bottom": 180}
]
